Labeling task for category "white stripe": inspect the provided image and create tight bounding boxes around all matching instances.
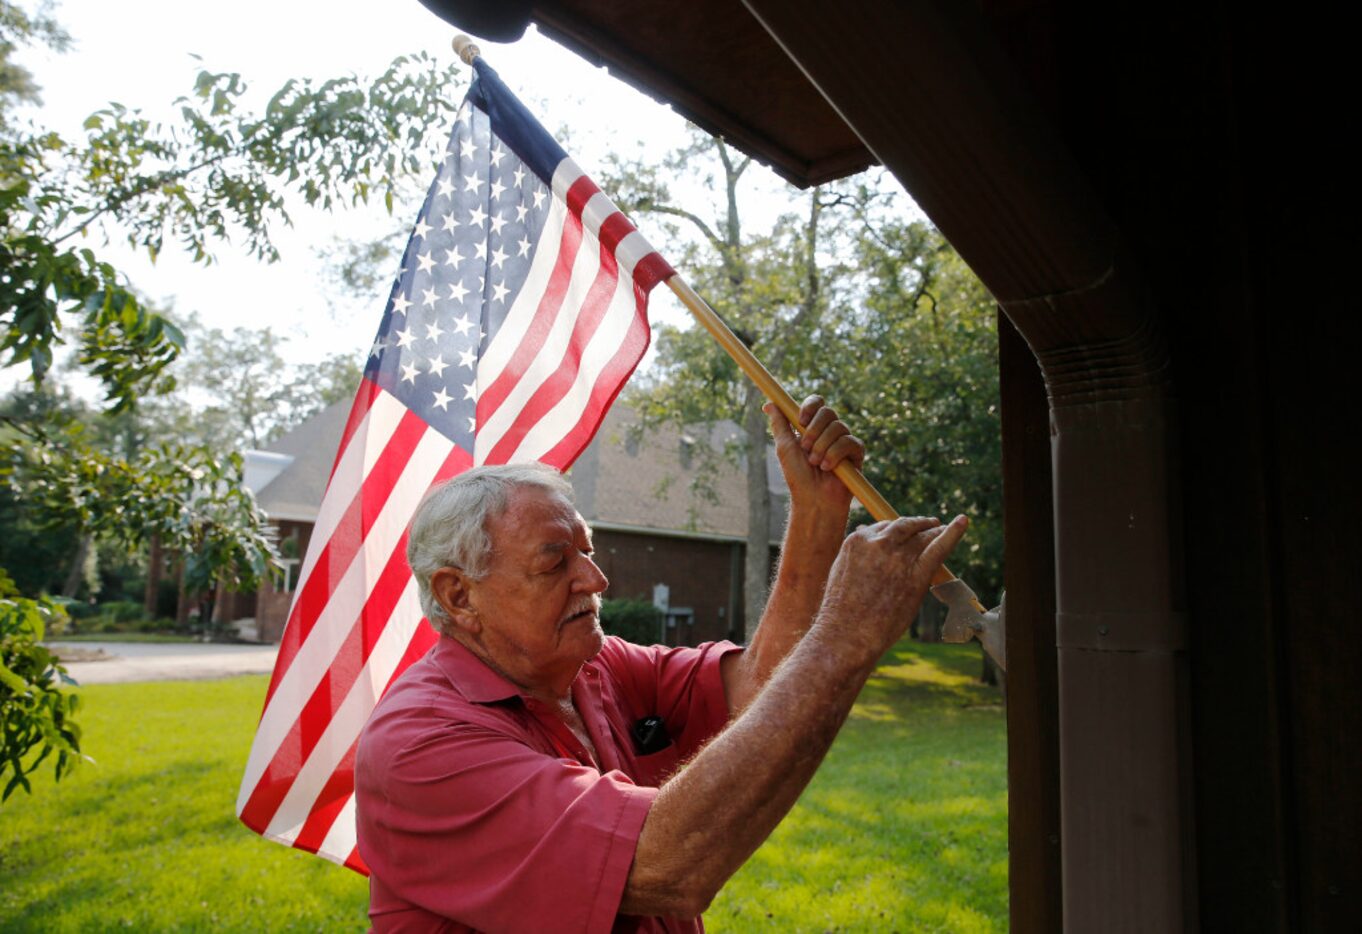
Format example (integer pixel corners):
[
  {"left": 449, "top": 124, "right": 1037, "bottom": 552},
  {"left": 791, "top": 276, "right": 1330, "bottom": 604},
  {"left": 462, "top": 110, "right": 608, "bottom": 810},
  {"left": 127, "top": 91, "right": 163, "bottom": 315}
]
[
  {"left": 509, "top": 271, "right": 640, "bottom": 463},
  {"left": 473, "top": 210, "right": 605, "bottom": 464},
  {"left": 267, "top": 580, "right": 425, "bottom": 844},
  {"left": 476, "top": 192, "right": 572, "bottom": 387},
  {"left": 316, "top": 793, "right": 359, "bottom": 865},
  {"left": 293, "top": 392, "right": 407, "bottom": 590},
  {"left": 237, "top": 421, "right": 453, "bottom": 812}
]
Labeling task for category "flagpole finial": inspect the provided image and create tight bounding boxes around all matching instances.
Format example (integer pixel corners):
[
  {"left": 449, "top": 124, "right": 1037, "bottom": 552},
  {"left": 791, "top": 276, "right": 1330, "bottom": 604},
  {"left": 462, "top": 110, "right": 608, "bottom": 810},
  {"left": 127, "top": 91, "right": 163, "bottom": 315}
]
[{"left": 452, "top": 35, "right": 481, "bottom": 66}]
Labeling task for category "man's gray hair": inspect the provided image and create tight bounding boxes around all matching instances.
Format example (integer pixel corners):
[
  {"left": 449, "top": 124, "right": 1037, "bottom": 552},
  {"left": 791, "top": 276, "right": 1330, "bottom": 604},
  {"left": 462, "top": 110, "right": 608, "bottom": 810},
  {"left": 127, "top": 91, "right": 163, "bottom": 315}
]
[{"left": 407, "top": 463, "right": 574, "bottom": 624}]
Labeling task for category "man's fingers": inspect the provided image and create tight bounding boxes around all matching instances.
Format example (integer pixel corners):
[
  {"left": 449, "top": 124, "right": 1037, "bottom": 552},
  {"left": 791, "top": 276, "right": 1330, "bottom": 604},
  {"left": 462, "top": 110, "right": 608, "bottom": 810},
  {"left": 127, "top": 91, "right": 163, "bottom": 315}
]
[
  {"left": 817, "top": 432, "right": 865, "bottom": 471},
  {"left": 799, "top": 406, "right": 838, "bottom": 451},
  {"left": 916, "top": 515, "right": 969, "bottom": 574},
  {"left": 798, "top": 394, "right": 825, "bottom": 428},
  {"left": 764, "top": 402, "right": 798, "bottom": 446}
]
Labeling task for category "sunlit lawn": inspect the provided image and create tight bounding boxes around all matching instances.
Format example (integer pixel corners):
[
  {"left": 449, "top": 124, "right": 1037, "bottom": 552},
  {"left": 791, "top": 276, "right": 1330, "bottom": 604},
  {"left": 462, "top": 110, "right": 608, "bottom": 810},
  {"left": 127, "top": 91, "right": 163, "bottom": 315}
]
[{"left": 0, "top": 641, "right": 1005, "bottom": 932}]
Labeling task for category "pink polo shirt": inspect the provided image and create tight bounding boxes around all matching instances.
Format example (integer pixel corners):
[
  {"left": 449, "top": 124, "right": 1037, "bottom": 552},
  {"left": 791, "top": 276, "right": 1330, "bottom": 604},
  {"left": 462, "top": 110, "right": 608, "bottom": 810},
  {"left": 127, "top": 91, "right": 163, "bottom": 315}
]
[{"left": 355, "top": 634, "right": 739, "bottom": 934}]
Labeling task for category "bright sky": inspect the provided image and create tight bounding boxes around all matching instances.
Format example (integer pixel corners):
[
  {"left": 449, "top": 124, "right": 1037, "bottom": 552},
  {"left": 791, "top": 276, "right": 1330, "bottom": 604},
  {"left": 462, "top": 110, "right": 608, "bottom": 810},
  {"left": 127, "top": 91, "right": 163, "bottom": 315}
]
[{"left": 14, "top": 0, "right": 822, "bottom": 381}]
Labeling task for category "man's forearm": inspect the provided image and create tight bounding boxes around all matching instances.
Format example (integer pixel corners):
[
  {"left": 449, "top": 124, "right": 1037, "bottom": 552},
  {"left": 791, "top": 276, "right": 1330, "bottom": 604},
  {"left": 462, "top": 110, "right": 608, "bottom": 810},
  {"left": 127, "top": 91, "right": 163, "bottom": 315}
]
[
  {"left": 621, "top": 617, "right": 880, "bottom": 918},
  {"left": 725, "top": 507, "right": 845, "bottom": 712}
]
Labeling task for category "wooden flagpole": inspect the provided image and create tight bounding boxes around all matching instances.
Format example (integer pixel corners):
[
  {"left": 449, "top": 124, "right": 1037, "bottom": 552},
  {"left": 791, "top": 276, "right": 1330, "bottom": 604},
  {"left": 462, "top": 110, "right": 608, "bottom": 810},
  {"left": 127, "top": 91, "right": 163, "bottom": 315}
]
[{"left": 666, "top": 276, "right": 980, "bottom": 602}]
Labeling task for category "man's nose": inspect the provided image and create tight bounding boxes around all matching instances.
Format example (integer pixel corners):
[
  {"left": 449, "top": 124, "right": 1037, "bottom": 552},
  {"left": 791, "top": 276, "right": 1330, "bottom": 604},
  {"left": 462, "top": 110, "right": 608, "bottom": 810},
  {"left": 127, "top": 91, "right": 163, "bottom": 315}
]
[{"left": 574, "top": 553, "right": 609, "bottom": 594}]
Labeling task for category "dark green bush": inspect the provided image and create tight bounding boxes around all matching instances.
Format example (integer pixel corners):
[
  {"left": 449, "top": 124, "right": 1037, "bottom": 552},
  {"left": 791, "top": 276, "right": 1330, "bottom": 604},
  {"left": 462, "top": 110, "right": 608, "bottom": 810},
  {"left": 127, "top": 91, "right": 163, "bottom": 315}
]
[
  {"left": 599, "top": 598, "right": 662, "bottom": 645},
  {"left": 0, "top": 569, "right": 83, "bottom": 801},
  {"left": 99, "top": 601, "right": 144, "bottom": 624}
]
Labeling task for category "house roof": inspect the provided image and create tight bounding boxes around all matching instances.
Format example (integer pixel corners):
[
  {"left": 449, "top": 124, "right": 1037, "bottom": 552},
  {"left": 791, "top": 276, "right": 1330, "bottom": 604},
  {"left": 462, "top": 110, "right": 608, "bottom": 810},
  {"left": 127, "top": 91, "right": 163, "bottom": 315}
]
[
  {"left": 248, "top": 399, "right": 351, "bottom": 522},
  {"left": 246, "top": 400, "right": 787, "bottom": 543}
]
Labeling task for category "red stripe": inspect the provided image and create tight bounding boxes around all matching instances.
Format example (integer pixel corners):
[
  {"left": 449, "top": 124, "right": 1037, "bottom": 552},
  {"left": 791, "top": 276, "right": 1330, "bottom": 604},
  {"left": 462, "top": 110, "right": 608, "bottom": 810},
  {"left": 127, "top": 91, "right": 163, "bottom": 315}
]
[
  {"left": 344, "top": 847, "right": 369, "bottom": 876},
  {"left": 475, "top": 175, "right": 598, "bottom": 426},
  {"left": 539, "top": 282, "right": 652, "bottom": 469},
  {"left": 241, "top": 445, "right": 470, "bottom": 833},
  {"left": 290, "top": 621, "right": 438, "bottom": 862},
  {"left": 329, "top": 377, "right": 381, "bottom": 486},
  {"left": 262, "top": 408, "right": 429, "bottom": 707},
  {"left": 482, "top": 218, "right": 625, "bottom": 463}
]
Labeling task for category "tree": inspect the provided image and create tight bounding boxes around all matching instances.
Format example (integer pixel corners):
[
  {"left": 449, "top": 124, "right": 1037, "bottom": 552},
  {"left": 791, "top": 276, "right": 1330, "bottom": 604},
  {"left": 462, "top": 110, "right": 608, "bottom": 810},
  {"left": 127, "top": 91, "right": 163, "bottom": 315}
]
[
  {"left": 607, "top": 133, "right": 840, "bottom": 637},
  {"left": 608, "top": 138, "right": 1002, "bottom": 642},
  {"left": 141, "top": 315, "right": 363, "bottom": 455},
  {"left": 0, "top": 569, "right": 82, "bottom": 803}
]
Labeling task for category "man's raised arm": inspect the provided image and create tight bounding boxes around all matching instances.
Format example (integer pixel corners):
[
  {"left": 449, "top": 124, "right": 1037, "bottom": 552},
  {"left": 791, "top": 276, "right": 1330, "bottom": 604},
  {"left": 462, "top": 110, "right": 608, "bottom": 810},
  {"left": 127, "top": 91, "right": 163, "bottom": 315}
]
[
  {"left": 722, "top": 396, "right": 865, "bottom": 714},
  {"left": 622, "top": 511, "right": 969, "bottom": 918}
]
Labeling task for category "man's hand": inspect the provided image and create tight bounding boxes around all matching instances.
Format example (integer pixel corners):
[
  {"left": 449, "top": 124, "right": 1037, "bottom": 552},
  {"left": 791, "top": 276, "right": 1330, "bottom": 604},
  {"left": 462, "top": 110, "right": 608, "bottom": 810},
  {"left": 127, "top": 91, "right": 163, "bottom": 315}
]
[
  {"left": 624, "top": 511, "right": 969, "bottom": 920},
  {"left": 765, "top": 396, "right": 865, "bottom": 518},
  {"left": 819, "top": 515, "right": 970, "bottom": 659}
]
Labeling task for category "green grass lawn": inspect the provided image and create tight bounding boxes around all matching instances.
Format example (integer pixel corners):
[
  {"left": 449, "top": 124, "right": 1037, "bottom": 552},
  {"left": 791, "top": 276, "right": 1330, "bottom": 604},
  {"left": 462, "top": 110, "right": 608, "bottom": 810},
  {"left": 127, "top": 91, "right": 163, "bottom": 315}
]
[
  {"left": 46, "top": 633, "right": 204, "bottom": 644},
  {"left": 0, "top": 641, "right": 1006, "bottom": 933}
]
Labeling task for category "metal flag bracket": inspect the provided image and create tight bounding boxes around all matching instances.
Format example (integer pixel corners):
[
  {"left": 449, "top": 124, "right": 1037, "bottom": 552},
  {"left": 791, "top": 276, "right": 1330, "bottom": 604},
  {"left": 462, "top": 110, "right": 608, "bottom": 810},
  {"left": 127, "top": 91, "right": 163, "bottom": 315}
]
[{"left": 931, "top": 579, "right": 1006, "bottom": 672}]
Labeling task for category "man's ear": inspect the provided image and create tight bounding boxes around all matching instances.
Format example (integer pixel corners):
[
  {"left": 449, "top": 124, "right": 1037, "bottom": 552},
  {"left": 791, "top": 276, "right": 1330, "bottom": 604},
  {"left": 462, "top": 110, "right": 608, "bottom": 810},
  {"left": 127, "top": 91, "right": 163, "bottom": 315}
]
[{"left": 430, "top": 567, "right": 480, "bottom": 634}]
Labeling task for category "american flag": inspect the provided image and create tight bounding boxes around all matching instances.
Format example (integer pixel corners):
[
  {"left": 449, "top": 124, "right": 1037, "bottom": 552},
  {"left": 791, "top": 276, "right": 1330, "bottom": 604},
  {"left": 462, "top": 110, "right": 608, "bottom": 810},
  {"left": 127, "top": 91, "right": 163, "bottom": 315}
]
[{"left": 235, "top": 59, "right": 673, "bottom": 872}]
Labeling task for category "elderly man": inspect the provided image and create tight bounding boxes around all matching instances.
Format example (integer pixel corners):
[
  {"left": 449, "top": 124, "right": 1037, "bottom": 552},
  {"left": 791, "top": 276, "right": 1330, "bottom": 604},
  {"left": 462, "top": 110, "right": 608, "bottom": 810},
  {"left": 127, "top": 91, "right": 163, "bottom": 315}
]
[{"left": 355, "top": 398, "right": 967, "bottom": 932}]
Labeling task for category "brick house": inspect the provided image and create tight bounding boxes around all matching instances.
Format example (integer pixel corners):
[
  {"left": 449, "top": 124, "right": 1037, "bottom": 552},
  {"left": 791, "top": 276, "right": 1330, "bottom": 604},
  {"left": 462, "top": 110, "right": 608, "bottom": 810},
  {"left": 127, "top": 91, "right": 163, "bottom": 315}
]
[{"left": 224, "top": 400, "right": 785, "bottom": 646}]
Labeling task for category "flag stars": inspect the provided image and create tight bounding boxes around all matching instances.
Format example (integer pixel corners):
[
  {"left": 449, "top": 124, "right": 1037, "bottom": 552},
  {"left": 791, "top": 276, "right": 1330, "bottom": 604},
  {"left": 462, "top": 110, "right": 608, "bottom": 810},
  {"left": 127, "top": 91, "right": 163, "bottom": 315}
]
[
  {"left": 413, "top": 217, "right": 432, "bottom": 239},
  {"left": 391, "top": 293, "right": 412, "bottom": 315},
  {"left": 440, "top": 211, "right": 458, "bottom": 233},
  {"left": 400, "top": 360, "right": 420, "bottom": 384},
  {"left": 490, "top": 245, "right": 508, "bottom": 270},
  {"left": 468, "top": 204, "right": 488, "bottom": 227},
  {"left": 421, "top": 286, "right": 439, "bottom": 308},
  {"left": 416, "top": 251, "right": 435, "bottom": 274},
  {"left": 517, "top": 236, "right": 530, "bottom": 257},
  {"left": 515, "top": 203, "right": 528, "bottom": 223},
  {"left": 463, "top": 171, "right": 481, "bottom": 193},
  {"left": 447, "top": 280, "right": 470, "bottom": 302},
  {"left": 457, "top": 347, "right": 476, "bottom": 369},
  {"left": 463, "top": 381, "right": 478, "bottom": 400},
  {"left": 532, "top": 188, "right": 546, "bottom": 209},
  {"left": 491, "top": 280, "right": 510, "bottom": 303},
  {"left": 459, "top": 136, "right": 476, "bottom": 159},
  {"left": 452, "top": 313, "right": 475, "bottom": 337},
  {"left": 395, "top": 326, "right": 416, "bottom": 349},
  {"left": 444, "top": 245, "right": 465, "bottom": 269},
  {"left": 513, "top": 166, "right": 526, "bottom": 187},
  {"left": 428, "top": 355, "right": 449, "bottom": 378},
  {"left": 436, "top": 176, "right": 455, "bottom": 199},
  {"left": 432, "top": 386, "right": 453, "bottom": 411},
  {"left": 370, "top": 337, "right": 386, "bottom": 358},
  {"left": 489, "top": 213, "right": 508, "bottom": 236},
  {"left": 490, "top": 177, "right": 506, "bottom": 201},
  {"left": 489, "top": 146, "right": 505, "bottom": 168},
  {"left": 425, "top": 320, "right": 445, "bottom": 342},
  {"left": 474, "top": 240, "right": 488, "bottom": 260}
]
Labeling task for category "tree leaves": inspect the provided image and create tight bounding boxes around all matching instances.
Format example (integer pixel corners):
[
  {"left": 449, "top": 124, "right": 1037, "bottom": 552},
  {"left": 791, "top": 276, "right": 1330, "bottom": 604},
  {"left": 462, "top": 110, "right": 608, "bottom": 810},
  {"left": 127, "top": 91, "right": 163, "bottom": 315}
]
[{"left": 0, "top": 569, "right": 85, "bottom": 803}]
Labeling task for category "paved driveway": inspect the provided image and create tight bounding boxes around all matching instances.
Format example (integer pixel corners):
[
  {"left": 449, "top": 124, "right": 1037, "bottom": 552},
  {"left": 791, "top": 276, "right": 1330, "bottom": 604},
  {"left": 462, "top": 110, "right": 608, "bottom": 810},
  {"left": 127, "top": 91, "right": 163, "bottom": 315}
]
[{"left": 46, "top": 641, "right": 279, "bottom": 684}]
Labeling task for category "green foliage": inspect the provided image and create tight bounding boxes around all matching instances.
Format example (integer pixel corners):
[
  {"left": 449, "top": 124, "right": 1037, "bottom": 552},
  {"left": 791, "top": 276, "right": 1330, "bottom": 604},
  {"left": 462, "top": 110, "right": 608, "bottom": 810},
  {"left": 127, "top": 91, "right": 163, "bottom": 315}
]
[
  {"left": 813, "top": 219, "right": 1004, "bottom": 600},
  {"left": 599, "top": 597, "right": 662, "bottom": 645},
  {"left": 1, "top": 39, "right": 458, "bottom": 409},
  {"left": 0, "top": 569, "right": 83, "bottom": 803},
  {"left": 1, "top": 423, "right": 278, "bottom": 595},
  {"left": 139, "top": 314, "right": 363, "bottom": 454}
]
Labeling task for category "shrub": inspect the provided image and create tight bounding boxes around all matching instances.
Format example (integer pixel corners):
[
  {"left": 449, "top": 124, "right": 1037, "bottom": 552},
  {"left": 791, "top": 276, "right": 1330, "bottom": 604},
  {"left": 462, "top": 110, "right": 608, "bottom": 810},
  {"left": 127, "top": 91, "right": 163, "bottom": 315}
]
[
  {"left": 0, "top": 569, "right": 83, "bottom": 801},
  {"left": 99, "top": 600, "right": 144, "bottom": 624},
  {"left": 599, "top": 598, "right": 662, "bottom": 645}
]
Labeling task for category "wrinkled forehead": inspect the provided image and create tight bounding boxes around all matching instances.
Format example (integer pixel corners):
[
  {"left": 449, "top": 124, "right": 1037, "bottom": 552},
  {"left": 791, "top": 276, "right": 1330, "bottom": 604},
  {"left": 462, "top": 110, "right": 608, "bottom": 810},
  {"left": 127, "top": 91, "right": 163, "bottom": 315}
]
[{"left": 488, "top": 485, "right": 588, "bottom": 552}]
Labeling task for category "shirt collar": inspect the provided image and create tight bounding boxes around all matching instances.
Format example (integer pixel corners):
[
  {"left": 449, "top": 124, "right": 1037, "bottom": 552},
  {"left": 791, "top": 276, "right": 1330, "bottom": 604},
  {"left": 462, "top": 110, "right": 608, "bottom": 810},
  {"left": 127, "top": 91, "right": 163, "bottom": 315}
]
[{"left": 432, "top": 635, "right": 522, "bottom": 704}]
